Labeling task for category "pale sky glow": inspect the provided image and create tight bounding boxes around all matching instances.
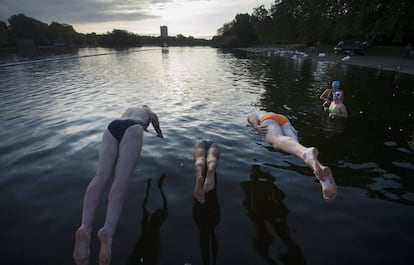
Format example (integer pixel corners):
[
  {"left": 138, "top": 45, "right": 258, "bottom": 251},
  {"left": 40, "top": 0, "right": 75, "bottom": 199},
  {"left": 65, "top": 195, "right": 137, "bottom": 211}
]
[{"left": 0, "top": 0, "right": 275, "bottom": 39}]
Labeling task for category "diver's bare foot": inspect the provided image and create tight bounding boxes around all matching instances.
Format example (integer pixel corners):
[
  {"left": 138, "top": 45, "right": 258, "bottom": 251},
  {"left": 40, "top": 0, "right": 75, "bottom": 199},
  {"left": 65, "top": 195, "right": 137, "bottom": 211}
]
[
  {"left": 73, "top": 228, "right": 90, "bottom": 265},
  {"left": 319, "top": 167, "right": 337, "bottom": 201},
  {"left": 303, "top": 147, "right": 324, "bottom": 180},
  {"left": 203, "top": 170, "right": 215, "bottom": 193},
  {"left": 194, "top": 176, "right": 205, "bottom": 204},
  {"left": 98, "top": 228, "right": 112, "bottom": 265}
]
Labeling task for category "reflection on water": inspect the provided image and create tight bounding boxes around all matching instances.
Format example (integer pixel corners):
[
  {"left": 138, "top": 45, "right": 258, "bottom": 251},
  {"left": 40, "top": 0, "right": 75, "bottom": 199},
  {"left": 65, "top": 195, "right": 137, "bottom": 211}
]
[
  {"left": 192, "top": 175, "right": 220, "bottom": 265},
  {"left": 241, "top": 165, "right": 305, "bottom": 265},
  {"left": 321, "top": 114, "right": 346, "bottom": 138},
  {"left": 1, "top": 47, "right": 414, "bottom": 265},
  {"left": 126, "top": 174, "right": 168, "bottom": 265},
  {"left": 409, "top": 130, "right": 414, "bottom": 150}
]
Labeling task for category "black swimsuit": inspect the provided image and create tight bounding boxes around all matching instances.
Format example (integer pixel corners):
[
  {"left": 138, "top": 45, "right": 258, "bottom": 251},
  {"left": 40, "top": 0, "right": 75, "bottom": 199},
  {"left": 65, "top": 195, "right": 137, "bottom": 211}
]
[{"left": 107, "top": 119, "right": 148, "bottom": 142}]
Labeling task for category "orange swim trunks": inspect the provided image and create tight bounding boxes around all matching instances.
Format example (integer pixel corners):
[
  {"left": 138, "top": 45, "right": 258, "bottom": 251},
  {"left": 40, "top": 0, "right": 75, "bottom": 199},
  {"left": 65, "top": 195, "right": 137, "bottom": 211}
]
[{"left": 259, "top": 112, "right": 289, "bottom": 126}]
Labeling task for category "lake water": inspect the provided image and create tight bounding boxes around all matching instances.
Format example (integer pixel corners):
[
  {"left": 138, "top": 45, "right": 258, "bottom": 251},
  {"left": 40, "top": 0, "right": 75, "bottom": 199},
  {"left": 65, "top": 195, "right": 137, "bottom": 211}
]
[{"left": 1, "top": 47, "right": 413, "bottom": 265}]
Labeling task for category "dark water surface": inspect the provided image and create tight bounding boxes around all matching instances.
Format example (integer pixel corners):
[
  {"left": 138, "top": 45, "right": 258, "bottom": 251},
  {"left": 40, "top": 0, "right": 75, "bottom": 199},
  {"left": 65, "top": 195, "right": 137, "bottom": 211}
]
[{"left": 1, "top": 47, "right": 413, "bottom": 265}]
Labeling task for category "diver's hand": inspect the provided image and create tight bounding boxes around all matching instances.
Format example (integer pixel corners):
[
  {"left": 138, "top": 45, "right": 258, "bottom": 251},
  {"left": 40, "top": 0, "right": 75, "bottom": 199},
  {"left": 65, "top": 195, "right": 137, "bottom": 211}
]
[{"left": 255, "top": 124, "right": 268, "bottom": 136}]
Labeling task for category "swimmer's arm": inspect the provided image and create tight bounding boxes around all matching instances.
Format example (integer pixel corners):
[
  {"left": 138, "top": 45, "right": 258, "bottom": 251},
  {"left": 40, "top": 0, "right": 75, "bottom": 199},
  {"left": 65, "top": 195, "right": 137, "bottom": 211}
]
[
  {"left": 247, "top": 112, "right": 267, "bottom": 135},
  {"left": 320, "top": 89, "right": 330, "bottom": 101},
  {"left": 149, "top": 112, "right": 164, "bottom": 138},
  {"left": 247, "top": 112, "right": 260, "bottom": 128}
]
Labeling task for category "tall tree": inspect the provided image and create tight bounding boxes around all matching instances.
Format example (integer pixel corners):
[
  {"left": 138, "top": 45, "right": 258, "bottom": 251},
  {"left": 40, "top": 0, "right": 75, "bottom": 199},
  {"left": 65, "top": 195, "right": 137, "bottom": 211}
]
[
  {"left": 8, "top": 13, "right": 50, "bottom": 45},
  {"left": 213, "top": 14, "right": 257, "bottom": 47},
  {"left": 214, "top": 0, "right": 414, "bottom": 47},
  {"left": 98, "top": 29, "right": 141, "bottom": 47},
  {"left": 231, "top": 13, "right": 258, "bottom": 47},
  {"left": 0, "top": 21, "right": 9, "bottom": 46},
  {"left": 251, "top": 5, "right": 274, "bottom": 44},
  {"left": 270, "top": 0, "right": 300, "bottom": 43}
]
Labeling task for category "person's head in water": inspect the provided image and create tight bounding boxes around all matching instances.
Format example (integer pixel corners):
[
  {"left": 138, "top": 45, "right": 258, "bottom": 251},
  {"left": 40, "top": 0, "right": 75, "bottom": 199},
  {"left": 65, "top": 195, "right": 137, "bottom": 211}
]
[
  {"left": 333, "top": 91, "right": 343, "bottom": 101},
  {"left": 332, "top": 81, "right": 340, "bottom": 89}
]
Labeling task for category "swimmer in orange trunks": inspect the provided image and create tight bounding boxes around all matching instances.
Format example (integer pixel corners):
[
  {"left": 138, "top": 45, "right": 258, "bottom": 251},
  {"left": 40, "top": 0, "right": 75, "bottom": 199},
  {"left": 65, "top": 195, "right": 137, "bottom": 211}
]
[{"left": 247, "top": 111, "right": 337, "bottom": 201}]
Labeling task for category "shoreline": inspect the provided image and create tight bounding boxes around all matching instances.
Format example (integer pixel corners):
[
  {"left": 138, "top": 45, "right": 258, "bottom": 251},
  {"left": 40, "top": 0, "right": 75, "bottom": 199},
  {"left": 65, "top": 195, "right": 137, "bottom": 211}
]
[
  {"left": 308, "top": 51, "right": 414, "bottom": 76},
  {"left": 237, "top": 45, "right": 414, "bottom": 76}
]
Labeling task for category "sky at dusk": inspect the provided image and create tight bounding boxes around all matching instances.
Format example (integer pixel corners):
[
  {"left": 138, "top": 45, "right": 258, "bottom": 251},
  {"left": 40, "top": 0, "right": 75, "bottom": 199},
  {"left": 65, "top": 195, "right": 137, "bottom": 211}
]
[{"left": 0, "top": 0, "right": 275, "bottom": 39}]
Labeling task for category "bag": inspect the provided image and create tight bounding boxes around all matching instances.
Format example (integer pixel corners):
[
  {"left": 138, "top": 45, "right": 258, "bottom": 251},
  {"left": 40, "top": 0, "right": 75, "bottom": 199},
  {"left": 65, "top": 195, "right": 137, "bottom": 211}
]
[{"left": 323, "top": 100, "right": 331, "bottom": 108}]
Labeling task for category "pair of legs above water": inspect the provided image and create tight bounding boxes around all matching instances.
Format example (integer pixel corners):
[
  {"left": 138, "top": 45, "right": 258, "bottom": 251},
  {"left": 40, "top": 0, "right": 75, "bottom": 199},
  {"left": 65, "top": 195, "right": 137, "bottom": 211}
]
[{"left": 193, "top": 140, "right": 221, "bottom": 204}]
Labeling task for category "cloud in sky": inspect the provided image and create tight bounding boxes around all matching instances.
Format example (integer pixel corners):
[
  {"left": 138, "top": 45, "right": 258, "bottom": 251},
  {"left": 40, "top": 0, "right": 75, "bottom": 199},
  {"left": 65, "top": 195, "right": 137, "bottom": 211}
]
[
  {"left": 1, "top": 0, "right": 158, "bottom": 23},
  {"left": 0, "top": 0, "right": 275, "bottom": 38}
]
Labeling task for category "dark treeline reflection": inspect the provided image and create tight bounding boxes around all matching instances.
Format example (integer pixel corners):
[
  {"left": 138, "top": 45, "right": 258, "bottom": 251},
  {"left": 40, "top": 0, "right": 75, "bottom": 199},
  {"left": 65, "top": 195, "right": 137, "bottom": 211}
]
[
  {"left": 126, "top": 174, "right": 168, "bottom": 265},
  {"left": 241, "top": 165, "right": 306, "bottom": 265}
]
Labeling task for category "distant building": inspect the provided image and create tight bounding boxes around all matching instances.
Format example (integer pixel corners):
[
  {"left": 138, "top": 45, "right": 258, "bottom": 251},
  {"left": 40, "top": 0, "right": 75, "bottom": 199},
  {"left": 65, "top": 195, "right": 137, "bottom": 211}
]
[{"left": 160, "top": 26, "right": 168, "bottom": 38}]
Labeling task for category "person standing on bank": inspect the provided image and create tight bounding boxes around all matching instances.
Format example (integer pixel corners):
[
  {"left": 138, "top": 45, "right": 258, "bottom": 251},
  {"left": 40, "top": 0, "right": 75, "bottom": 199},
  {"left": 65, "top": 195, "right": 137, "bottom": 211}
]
[
  {"left": 320, "top": 80, "right": 343, "bottom": 109},
  {"left": 247, "top": 111, "right": 337, "bottom": 201},
  {"left": 73, "top": 105, "right": 164, "bottom": 265}
]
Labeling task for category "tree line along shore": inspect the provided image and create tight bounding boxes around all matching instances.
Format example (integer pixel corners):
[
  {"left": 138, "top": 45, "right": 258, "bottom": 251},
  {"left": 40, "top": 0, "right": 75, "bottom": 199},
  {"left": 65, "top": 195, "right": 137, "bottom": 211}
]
[
  {"left": 0, "top": 14, "right": 210, "bottom": 48},
  {"left": 1, "top": 1, "right": 413, "bottom": 51}
]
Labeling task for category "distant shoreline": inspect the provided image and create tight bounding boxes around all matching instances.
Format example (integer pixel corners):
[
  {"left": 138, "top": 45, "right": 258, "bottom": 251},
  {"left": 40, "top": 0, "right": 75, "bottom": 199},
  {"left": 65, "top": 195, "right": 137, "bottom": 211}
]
[{"left": 237, "top": 45, "right": 414, "bottom": 76}]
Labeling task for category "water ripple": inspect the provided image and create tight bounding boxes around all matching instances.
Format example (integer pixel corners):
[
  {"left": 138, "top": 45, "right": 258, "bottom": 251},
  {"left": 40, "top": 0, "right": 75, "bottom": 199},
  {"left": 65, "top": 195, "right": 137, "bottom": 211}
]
[{"left": 1, "top": 47, "right": 414, "bottom": 265}]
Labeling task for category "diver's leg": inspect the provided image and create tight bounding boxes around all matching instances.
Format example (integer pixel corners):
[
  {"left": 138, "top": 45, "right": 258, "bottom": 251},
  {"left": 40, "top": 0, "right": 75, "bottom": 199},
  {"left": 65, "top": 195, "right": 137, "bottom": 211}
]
[
  {"left": 204, "top": 144, "right": 220, "bottom": 192},
  {"left": 74, "top": 129, "right": 118, "bottom": 265},
  {"left": 98, "top": 125, "right": 144, "bottom": 265},
  {"left": 265, "top": 125, "right": 337, "bottom": 200},
  {"left": 193, "top": 140, "right": 207, "bottom": 203}
]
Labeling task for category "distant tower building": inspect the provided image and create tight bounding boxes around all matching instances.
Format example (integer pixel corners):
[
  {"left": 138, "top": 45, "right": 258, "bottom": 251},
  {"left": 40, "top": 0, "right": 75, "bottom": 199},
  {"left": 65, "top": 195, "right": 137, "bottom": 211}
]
[{"left": 160, "top": 25, "right": 168, "bottom": 38}]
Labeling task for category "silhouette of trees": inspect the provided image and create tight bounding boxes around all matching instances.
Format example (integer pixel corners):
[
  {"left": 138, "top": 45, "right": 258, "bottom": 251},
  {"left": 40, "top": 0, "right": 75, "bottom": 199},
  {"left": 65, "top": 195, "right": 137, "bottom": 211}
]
[
  {"left": 212, "top": 13, "right": 257, "bottom": 48},
  {"left": 213, "top": 0, "right": 414, "bottom": 48},
  {"left": 98, "top": 29, "right": 141, "bottom": 47},
  {"left": 4, "top": 0, "right": 413, "bottom": 50},
  {"left": 0, "top": 14, "right": 210, "bottom": 48},
  {"left": 4, "top": 13, "right": 89, "bottom": 47},
  {"left": 0, "top": 21, "right": 10, "bottom": 47},
  {"left": 8, "top": 14, "right": 48, "bottom": 42},
  {"left": 251, "top": 5, "right": 274, "bottom": 44},
  {"left": 336, "top": 0, "right": 414, "bottom": 44},
  {"left": 49, "top": 22, "right": 85, "bottom": 46}
]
